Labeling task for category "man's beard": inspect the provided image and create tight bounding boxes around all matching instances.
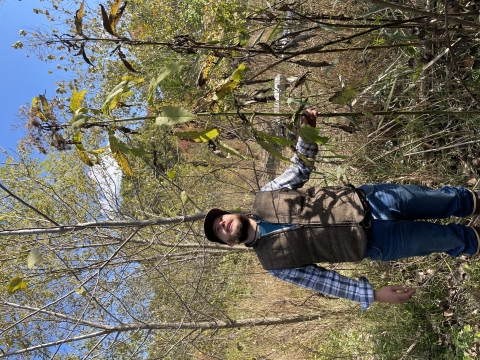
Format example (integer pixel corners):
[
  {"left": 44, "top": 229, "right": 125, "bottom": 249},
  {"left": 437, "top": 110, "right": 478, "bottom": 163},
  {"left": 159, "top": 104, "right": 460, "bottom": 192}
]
[{"left": 230, "top": 214, "right": 251, "bottom": 244}]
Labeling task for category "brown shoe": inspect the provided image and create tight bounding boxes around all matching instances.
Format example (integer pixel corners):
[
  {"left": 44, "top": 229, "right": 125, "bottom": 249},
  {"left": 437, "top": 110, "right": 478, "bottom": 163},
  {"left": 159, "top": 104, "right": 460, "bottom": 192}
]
[
  {"left": 471, "top": 226, "right": 480, "bottom": 256},
  {"left": 473, "top": 191, "right": 480, "bottom": 215}
]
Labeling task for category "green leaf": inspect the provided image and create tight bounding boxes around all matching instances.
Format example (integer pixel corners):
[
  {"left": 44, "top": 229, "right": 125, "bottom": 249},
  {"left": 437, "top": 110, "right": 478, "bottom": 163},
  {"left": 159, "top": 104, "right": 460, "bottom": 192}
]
[
  {"left": 324, "top": 53, "right": 346, "bottom": 76},
  {"left": 329, "top": 85, "right": 356, "bottom": 105},
  {"left": 258, "top": 141, "right": 291, "bottom": 163},
  {"left": 173, "top": 128, "right": 220, "bottom": 143},
  {"left": 7, "top": 276, "right": 27, "bottom": 294},
  {"left": 256, "top": 131, "right": 296, "bottom": 147},
  {"left": 180, "top": 190, "right": 190, "bottom": 205},
  {"left": 213, "top": 63, "right": 246, "bottom": 101},
  {"left": 286, "top": 101, "right": 308, "bottom": 131},
  {"left": 70, "top": 89, "right": 87, "bottom": 112},
  {"left": 237, "top": 28, "right": 250, "bottom": 46},
  {"left": 364, "top": 155, "right": 386, "bottom": 174},
  {"left": 296, "top": 153, "right": 315, "bottom": 170},
  {"left": 147, "top": 63, "right": 183, "bottom": 106},
  {"left": 27, "top": 248, "right": 43, "bottom": 269},
  {"left": 102, "top": 77, "right": 144, "bottom": 115},
  {"left": 297, "top": 125, "right": 329, "bottom": 144},
  {"left": 110, "top": 134, "right": 147, "bottom": 157},
  {"left": 167, "top": 169, "right": 176, "bottom": 180},
  {"left": 86, "top": 107, "right": 103, "bottom": 115},
  {"left": 71, "top": 117, "right": 88, "bottom": 130},
  {"left": 70, "top": 108, "right": 90, "bottom": 130},
  {"left": 156, "top": 106, "right": 196, "bottom": 126},
  {"left": 75, "top": 286, "right": 87, "bottom": 297},
  {"left": 363, "top": 109, "right": 374, "bottom": 119},
  {"left": 251, "top": 28, "right": 265, "bottom": 47},
  {"left": 217, "top": 141, "right": 252, "bottom": 160},
  {"left": 73, "top": 132, "right": 94, "bottom": 166},
  {"left": 265, "top": 23, "right": 281, "bottom": 43}
]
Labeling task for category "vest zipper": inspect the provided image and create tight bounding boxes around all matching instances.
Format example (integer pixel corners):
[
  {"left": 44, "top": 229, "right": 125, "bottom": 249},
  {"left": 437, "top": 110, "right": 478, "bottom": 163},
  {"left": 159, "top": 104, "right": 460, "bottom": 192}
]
[{"left": 259, "top": 222, "right": 360, "bottom": 239}]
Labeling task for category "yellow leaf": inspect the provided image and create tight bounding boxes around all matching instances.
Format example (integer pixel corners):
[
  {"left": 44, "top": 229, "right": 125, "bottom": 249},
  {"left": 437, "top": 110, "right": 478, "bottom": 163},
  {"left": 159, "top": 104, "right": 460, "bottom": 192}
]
[
  {"left": 109, "top": 0, "right": 126, "bottom": 30},
  {"left": 167, "top": 169, "right": 176, "bottom": 180},
  {"left": 35, "top": 108, "right": 48, "bottom": 122},
  {"left": 74, "top": 1, "right": 84, "bottom": 35},
  {"left": 217, "top": 141, "right": 252, "bottom": 160},
  {"left": 197, "top": 54, "right": 216, "bottom": 88},
  {"left": 73, "top": 132, "right": 94, "bottom": 166},
  {"left": 109, "top": 97, "right": 120, "bottom": 111},
  {"left": 173, "top": 128, "right": 220, "bottom": 143},
  {"left": 110, "top": 0, "right": 123, "bottom": 17},
  {"left": 39, "top": 94, "right": 50, "bottom": 112},
  {"left": 213, "top": 63, "right": 246, "bottom": 101},
  {"left": 7, "top": 276, "right": 27, "bottom": 294},
  {"left": 31, "top": 96, "right": 48, "bottom": 122},
  {"left": 70, "top": 89, "right": 87, "bottom": 112},
  {"left": 109, "top": 133, "right": 134, "bottom": 176},
  {"left": 31, "top": 96, "right": 39, "bottom": 108},
  {"left": 121, "top": 76, "right": 144, "bottom": 84},
  {"left": 111, "top": 149, "right": 134, "bottom": 176},
  {"left": 88, "top": 147, "right": 109, "bottom": 154}
]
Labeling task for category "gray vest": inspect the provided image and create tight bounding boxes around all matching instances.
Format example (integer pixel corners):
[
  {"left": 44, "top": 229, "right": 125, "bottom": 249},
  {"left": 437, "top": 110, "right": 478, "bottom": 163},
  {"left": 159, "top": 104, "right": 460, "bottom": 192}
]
[{"left": 251, "top": 186, "right": 368, "bottom": 270}]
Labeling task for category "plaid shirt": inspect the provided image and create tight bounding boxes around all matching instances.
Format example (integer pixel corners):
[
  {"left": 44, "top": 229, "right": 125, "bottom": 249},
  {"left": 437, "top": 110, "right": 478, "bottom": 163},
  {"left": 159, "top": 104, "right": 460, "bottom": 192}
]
[{"left": 257, "top": 138, "right": 375, "bottom": 310}]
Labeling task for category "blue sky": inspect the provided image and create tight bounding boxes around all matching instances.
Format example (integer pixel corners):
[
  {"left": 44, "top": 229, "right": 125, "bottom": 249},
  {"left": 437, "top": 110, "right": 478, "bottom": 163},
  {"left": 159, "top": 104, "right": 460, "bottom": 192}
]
[
  {"left": 0, "top": 0, "right": 58, "bottom": 160},
  {"left": 0, "top": 0, "right": 50, "bottom": 161},
  {"left": 0, "top": 0, "right": 88, "bottom": 161}
]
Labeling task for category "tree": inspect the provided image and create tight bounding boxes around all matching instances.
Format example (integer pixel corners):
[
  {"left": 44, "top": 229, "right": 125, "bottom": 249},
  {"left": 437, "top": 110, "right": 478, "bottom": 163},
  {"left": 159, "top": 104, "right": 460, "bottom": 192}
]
[{"left": 0, "top": 148, "right": 327, "bottom": 359}]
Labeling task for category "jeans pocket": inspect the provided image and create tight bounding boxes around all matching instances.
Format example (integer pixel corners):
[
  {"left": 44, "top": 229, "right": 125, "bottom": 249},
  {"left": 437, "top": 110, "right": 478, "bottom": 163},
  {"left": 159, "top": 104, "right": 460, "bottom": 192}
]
[{"left": 359, "top": 184, "right": 375, "bottom": 197}]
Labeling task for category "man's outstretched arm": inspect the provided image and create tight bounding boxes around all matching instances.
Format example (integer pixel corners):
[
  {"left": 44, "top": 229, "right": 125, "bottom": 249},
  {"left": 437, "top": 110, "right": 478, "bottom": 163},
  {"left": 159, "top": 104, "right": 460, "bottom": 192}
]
[
  {"left": 261, "top": 109, "right": 319, "bottom": 191},
  {"left": 270, "top": 265, "right": 416, "bottom": 310},
  {"left": 269, "top": 265, "right": 375, "bottom": 310}
]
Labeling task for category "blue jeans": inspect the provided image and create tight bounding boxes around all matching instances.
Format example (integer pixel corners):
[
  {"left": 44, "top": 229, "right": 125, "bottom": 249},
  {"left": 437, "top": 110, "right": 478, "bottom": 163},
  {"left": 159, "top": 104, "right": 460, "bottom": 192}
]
[{"left": 359, "top": 184, "right": 478, "bottom": 261}]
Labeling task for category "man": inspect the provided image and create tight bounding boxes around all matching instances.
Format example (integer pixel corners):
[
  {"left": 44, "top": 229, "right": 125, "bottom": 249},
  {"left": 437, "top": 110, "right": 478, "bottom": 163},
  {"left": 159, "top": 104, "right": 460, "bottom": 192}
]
[{"left": 203, "top": 109, "right": 480, "bottom": 310}]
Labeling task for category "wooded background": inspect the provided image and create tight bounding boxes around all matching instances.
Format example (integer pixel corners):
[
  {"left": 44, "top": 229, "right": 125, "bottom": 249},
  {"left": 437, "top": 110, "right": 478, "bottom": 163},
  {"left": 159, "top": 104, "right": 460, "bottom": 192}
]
[{"left": 3, "top": 0, "right": 480, "bottom": 358}]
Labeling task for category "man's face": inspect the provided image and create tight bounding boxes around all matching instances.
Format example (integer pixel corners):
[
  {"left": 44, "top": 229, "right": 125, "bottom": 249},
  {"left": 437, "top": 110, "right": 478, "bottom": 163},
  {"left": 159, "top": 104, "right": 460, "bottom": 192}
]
[{"left": 212, "top": 213, "right": 251, "bottom": 246}]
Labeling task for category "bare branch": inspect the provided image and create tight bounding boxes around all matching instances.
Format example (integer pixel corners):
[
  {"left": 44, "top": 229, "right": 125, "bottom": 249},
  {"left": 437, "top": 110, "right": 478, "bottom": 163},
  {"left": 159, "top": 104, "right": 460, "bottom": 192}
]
[
  {"left": 0, "top": 181, "right": 61, "bottom": 226},
  {"left": 0, "top": 213, "right": 207, "bottom": 236}
]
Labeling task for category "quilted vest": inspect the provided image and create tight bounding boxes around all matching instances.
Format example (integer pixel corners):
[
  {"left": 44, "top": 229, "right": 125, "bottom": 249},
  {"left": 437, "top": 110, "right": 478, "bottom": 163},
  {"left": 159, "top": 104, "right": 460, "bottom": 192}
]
[{"left": 251, "top": 186, "right": 368, "bottom": 270}]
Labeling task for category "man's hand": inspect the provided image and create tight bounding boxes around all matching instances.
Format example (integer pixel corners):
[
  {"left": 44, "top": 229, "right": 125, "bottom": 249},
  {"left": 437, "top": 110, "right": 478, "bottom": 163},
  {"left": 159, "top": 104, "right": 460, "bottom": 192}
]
[
  {"left": 374, "top": 285, "right": 416, "bottom": 304},
  {"left": 300, "top": 109, "right": 318, "bottom": 128}
]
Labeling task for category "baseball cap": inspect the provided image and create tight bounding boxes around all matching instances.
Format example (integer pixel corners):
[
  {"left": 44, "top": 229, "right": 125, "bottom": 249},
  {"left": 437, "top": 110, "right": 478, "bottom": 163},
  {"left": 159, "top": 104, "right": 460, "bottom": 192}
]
[{"left": 203, "top": 208, "right": 230, "bottom": 244}]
